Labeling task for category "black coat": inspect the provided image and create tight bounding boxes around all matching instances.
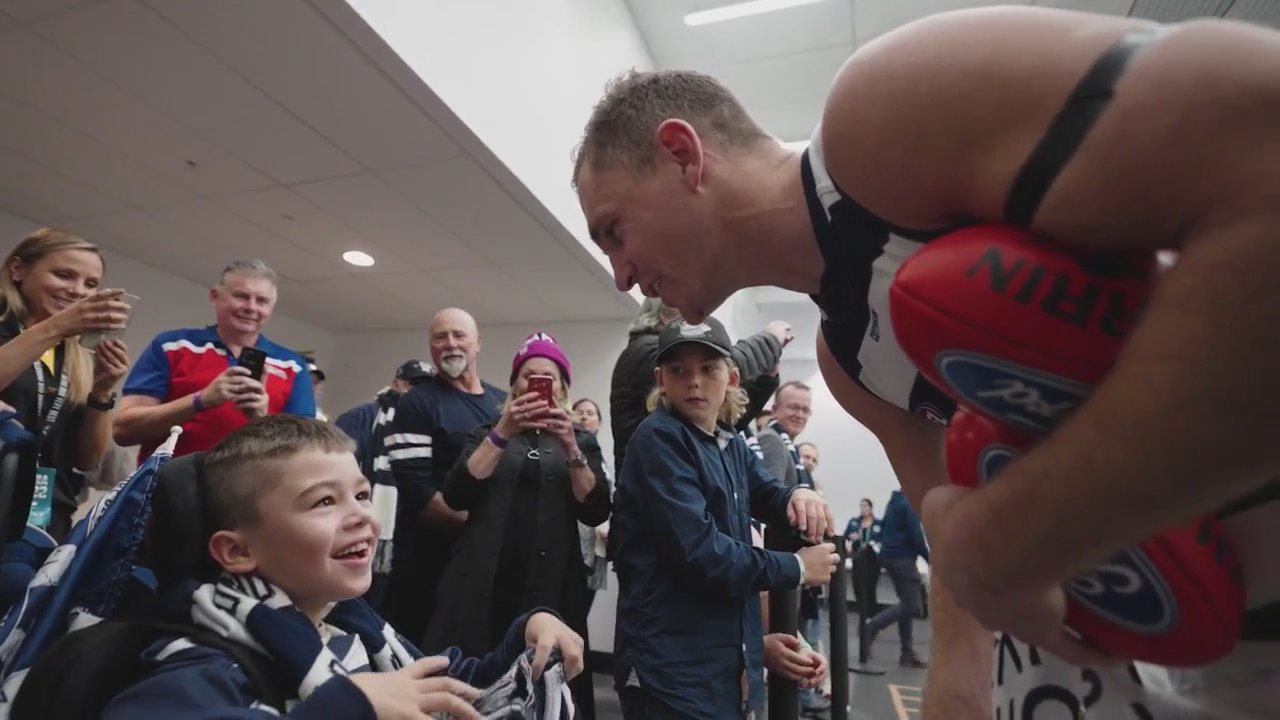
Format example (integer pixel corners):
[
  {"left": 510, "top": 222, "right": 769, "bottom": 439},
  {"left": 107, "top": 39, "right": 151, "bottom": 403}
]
[
  {"left": 609, "top": 329, "right": 782, "bottom": 470},
  {"left": 423, "top": 425, "right": 611, "bottom": 656}
]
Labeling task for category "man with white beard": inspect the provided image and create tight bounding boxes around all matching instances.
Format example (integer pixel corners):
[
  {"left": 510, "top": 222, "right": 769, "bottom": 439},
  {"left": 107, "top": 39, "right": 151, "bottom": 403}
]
[{"left": 376, "top": 307, "right": 507, "bottom": 643}]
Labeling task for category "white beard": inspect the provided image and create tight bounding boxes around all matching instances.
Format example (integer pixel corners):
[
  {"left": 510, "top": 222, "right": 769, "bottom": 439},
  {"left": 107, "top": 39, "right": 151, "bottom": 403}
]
[{"left": 439, "top": 355, "right": 468, "bottom": 379}]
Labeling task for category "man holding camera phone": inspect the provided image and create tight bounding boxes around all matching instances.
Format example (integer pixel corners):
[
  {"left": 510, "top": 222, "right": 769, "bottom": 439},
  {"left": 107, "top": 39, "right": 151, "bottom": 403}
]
[{"left": 113, "top": 260, "right": 315, "bottom": 461}]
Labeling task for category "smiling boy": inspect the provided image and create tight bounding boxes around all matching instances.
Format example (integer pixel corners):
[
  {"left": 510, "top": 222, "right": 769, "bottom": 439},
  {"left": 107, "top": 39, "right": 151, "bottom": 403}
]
[{"left": 103, "top": 416, "right": 582, "bottom": 720}]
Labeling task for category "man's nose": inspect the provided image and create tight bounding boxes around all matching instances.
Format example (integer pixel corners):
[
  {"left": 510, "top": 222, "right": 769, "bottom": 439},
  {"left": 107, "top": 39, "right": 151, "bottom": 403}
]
[{"left": 613, "top": 260, "right": 635, "bottom": 292}]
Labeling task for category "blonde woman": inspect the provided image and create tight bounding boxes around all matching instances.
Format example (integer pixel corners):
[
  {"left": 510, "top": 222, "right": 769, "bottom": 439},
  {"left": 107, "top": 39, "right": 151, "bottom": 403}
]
[
  {"left": 427, "top": 332, "right": 608, "bottom": 719},
  {"left": 0, "top": 229, "right": 130, "bottom": 541}
]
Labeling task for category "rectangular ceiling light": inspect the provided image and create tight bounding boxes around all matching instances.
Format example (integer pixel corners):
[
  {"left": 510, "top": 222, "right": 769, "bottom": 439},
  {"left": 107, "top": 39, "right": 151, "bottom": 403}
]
[
  {"left": 780, "top": 139, "right": 810, "bottom": 151},
  {"left": 684, "top": 0, "right": 830, "bottom": 27}
]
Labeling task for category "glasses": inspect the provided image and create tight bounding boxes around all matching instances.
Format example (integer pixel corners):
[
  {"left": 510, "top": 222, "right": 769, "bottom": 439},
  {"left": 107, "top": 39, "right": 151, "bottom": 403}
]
[{"left": 780, "top": 403, "right": 812, "bottom": 416}]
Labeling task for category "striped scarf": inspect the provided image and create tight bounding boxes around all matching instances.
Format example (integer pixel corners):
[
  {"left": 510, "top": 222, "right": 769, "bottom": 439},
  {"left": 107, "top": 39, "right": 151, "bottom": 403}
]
[
  {"left": 366, "top": 391, "right": 401, "bottom": 577},
  {"left": 178, "top": 574, "right": 573, "bottom": 718},
  {"left": 767, "top": 420, "right": 813, "bottom": 489}
]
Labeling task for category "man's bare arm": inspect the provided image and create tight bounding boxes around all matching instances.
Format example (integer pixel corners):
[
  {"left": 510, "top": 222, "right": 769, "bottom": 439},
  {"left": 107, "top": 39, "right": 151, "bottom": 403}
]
[
  {"left": 821, "top": 6, "right": 1280, "bottom": 590},
  {"left": 817, "top": 335, "right": 992, "bottom": 719},
  {"left": 113, "top": 395, "right": 197, "bottom": 448}
]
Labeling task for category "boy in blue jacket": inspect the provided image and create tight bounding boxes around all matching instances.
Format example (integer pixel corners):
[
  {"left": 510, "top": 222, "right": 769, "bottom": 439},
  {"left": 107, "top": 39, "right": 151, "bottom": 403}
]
[
  {"left": 610, "top": 318, "right": 839, "bottom": 719},
  {"left": 104, "top": 416, "right": 583, "bottom": 719}
]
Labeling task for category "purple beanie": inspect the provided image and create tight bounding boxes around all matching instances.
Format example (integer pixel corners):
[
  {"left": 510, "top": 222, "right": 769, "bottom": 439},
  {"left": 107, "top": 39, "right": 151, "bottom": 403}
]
[{"left": 510, "top": 332, "right": 572, "bottom": 387}]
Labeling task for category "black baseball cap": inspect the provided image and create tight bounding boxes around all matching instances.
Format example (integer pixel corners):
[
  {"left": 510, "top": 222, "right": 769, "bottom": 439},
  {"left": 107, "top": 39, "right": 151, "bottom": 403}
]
[
  {"left": 656, "top": 317, "right": 733, "bottom": 365},
  {"left": 395, "top": 359, "right": 434, "bottom": 382},
  {"left": 306, "top": 361, "right": 325, "bottom": 382}
]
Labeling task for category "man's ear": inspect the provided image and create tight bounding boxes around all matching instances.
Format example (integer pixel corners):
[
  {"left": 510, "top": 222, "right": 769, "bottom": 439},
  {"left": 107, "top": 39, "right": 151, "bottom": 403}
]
[
  {"left": 208, "top": 529, "right": 258, "bottom": 576},
  {"left": 655, "top": 119, "right": 704, "bottom": 191},
  {"left": 208, "top": 286, "right": 219, "bottom": 305}
]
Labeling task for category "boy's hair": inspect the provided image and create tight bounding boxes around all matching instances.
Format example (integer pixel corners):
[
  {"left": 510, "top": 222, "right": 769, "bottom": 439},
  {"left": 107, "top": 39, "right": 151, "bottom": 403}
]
[
  {"left": 202, "top": 416, "right": 354, "bottom": 531},
  {"left": 645, "top": 355, "right": 749, "bottom": 426}
]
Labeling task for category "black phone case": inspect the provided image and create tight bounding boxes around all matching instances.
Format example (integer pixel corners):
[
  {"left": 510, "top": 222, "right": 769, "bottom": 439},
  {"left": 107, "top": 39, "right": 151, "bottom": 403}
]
[{"left": 238, "top": 348, "right": 267, "bottom": 381}]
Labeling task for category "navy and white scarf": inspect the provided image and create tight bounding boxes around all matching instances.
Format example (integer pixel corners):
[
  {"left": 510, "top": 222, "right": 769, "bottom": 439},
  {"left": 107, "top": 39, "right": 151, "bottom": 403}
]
[
  {"left": 366, "top": 390, "right": 400, "bottom": 576},
  {"left": 176, "top": 574, "right": 572, "bottom": 718},
  {"left": 767, "top": 420, "right": 813, "bottom": 489}
]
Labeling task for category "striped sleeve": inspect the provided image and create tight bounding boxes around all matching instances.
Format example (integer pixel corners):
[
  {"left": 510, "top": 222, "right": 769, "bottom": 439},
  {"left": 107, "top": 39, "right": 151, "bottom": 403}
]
[{"left": 387, "top": 390, "right": 440, "bottom": 518}]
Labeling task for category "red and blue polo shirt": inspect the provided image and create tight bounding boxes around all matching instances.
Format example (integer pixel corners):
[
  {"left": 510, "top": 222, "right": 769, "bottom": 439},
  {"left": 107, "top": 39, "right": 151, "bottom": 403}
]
[{"left": 122, "top": 326, "right": 316, "bottom": 460}]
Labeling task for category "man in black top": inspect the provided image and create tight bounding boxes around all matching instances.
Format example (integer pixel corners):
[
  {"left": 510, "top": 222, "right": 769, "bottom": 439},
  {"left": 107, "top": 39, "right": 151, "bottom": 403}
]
[{"left": 377, "top": 308, "right": 505, "bottom": 644}]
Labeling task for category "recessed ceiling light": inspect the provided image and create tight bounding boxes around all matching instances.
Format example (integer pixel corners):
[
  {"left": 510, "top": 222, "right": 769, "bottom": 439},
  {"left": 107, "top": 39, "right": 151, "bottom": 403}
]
[
  {"left": 342, "top": 250, "right": 375, "bottom": 267},
  {"left": 684, "top": 0, "right": 828, "bottom": 27}
]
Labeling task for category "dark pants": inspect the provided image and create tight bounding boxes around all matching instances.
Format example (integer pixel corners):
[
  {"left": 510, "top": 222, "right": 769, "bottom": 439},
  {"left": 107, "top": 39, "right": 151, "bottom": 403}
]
[
  {"left": 618, "top": 687, "right": 684, "bottom": 720},
  {"left": 866, "top": 556, "right": 922, "bottom": 657}
]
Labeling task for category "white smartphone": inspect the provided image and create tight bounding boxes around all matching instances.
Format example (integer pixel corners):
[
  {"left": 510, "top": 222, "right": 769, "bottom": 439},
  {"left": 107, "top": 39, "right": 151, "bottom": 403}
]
[{"left": 79, "top": 293, "right": 140, "bottom": 350}]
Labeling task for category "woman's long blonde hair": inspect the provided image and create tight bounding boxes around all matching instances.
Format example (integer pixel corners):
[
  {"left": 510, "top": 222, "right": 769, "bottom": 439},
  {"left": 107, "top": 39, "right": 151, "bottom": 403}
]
[
  {"left": 645, "top": 358, "right": 749, "bottom": 427},
  {"left": 1, "top": 229, "right": 104, "bottom": 406}
]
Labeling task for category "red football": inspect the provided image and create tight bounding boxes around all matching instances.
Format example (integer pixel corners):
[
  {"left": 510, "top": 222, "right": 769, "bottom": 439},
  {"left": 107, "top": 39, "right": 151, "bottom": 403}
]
[
  {"left": 945, "top": 407, "right": 1244, "bottom": 666},
  {"left": 889, "top": 225, "right": 1156, "bottom": 434}
]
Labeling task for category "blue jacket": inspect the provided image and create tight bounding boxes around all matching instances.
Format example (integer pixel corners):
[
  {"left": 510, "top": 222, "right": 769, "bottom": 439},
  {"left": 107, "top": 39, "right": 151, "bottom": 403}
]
[
  {"left": 877, "top": 490, "right": 929, "bottom": 563},
  {"left": 610, "top": 407, "right": 801, "bottom": 718},
  {"left": 101, "top": 611, "right": 536, "bottom": 718},
  {"left": 334, "top": 399, "right": 378, "bottom": 464}
]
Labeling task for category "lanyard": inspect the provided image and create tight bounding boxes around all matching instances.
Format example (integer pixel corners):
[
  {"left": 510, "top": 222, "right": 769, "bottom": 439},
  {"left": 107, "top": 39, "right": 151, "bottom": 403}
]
[{"left": 33, "top": 351, "right": 69, "bottom": 441}]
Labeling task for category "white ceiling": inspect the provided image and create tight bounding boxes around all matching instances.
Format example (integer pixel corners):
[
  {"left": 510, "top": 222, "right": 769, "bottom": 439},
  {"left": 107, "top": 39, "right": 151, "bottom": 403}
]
[
  {"left": 0, "top": 0, "right": 634, "bottom": 331},
  {"left": 625, "top": 0, "right": 1280, "bottom": 359}
]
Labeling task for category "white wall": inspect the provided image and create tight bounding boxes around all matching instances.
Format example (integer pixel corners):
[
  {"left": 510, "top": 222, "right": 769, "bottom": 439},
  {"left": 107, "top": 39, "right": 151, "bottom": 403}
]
[{"left": 343, "top": 0, "right": 654, "bottom": 267}]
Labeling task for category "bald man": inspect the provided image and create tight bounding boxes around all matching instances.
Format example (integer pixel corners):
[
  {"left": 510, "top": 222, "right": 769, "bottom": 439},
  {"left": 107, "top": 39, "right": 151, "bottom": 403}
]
[{"left": 375, "top": 308, "right": 507, "bottom": 643}]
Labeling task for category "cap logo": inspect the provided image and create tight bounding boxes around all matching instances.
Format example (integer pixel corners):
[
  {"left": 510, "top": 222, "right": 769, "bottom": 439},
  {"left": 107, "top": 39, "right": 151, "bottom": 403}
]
[{"left": 679, "top": 323, "right": 711, "bottom": 338}]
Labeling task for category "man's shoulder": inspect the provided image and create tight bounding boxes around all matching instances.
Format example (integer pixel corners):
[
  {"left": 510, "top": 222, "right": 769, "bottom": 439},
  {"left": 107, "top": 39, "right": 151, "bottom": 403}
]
[
  {"left": 480, "top": 381, "right": 507, "bottom": 401},
  {"left": 149, "top": 327, "right": 217, "bottom": 350},
  {"left": 255, "top": 336, "right": 308, "bottom": 370}
]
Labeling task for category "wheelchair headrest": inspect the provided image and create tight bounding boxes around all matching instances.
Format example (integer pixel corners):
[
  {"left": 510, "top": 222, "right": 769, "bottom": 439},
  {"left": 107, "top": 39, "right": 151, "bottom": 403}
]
[{"left": 147, "top": 452, "right": 220, "bottom": 590}]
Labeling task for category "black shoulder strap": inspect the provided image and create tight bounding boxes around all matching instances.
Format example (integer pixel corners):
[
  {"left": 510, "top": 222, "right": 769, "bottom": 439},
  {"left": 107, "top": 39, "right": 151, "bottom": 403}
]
[
  {"left": 1003, "top": 28, "right": 1160, "bottom": 227},
  {"left": 10, "top": 619, "right": 288, "bottom": 719}
]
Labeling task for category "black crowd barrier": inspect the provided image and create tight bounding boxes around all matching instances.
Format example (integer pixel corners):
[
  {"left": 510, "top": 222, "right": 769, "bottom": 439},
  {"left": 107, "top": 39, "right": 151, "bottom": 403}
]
[
  {"left": 765, "top": 521, "right": 802, "bottom": 720},
  {"left": 826, "top": 540, "right": 850, "bottom": 720}
]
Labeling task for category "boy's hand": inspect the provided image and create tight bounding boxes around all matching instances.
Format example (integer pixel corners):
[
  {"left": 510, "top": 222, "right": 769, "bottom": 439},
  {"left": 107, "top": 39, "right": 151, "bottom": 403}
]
[
  {"left": 797, "top": 542, "right": 839, "bottom": 586},
  {"left": 787, "top": 488, "right": 834, "bottom": 543},
  {"left": 525, "top": 611, "right": 585, "bottom": 681},
  {"left": 764, "top": 634, "right": 830, "bottom": 689},
  {"left": 348, "top": 656, "right": 481, "bottom": 720}
]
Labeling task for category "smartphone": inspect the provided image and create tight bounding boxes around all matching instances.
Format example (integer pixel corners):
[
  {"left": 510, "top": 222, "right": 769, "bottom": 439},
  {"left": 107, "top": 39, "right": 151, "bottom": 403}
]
[
  {"left": 527, "top": 375, "right": 555, "bottom": 412},
  {"left": 238, "top": 347, "right": 268, "bottom": 381},
  {"left": 78, "top": 293, "right": 141, "bottom": 350}
]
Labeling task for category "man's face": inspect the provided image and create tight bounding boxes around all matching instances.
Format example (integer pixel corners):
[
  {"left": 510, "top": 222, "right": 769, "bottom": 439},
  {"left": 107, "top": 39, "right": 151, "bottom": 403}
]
[
  {"left": 429, "top": 311, "right": 479, "bottom": 379},
  {"left": 211, "top": 273, "right": 276, "bottom": 336},
  {"left": 774, "top": 385, "right": 813, "bottom": 438},
  {"left": 798, "top": 444, "right": 819, "bottom": 475},
  {"left": 577, "top": 153, "right": 733, "bottom": 324}
]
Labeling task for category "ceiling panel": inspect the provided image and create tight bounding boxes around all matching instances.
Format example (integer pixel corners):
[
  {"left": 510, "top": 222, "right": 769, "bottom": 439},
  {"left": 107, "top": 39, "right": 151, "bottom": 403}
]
[
  {"left": 628, "top": 0, "right": 854, "bottom": 68},
  {"left": 0, "top": 0, "right": 99, "bottom": 21},
  {"left": 0, "top": 145, "right": 125, "bottom": 219},
  {"left": 1223, "top": 0, "right": 1280, "bottom": 26},
  {"left": 146, "top": 199, "right": 348, "bottom": 282},
  {"left": 146, "top": 0, "right": 461, "bottom": 171},
  {"left": 34, "top": 0, "right": 361, "bottom": 184},
  {"left": 1034, "top": 0, "right": 1137, "bottom": 15},
  {"left": 295, "top": 172, "right": 489, "bottom": 272},
  {"left": 215, "top": 187, "right": 416, "bottom": 274},
  {"left": 380, "top": 159, "right": 563, "bottom": 266},
  {"left": 0, "top": 96, "right": 199, "bottom": 207},
  {"left": 369, "top": 272, "right": 467, "bottom": 319},
  {"left": 0, "top": 32, "right": 275, "bottom": 196},
  {"left": 1128, "top": 0, "right": 1231, "bottom": 23}
]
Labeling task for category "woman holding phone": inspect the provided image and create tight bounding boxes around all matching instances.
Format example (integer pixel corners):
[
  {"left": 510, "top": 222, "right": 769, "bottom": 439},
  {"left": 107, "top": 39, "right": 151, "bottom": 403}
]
[
  {"left": 427, "top": 332, "right": 610, "bottom": 718},
  {"left": 0, "top": 229, "right": 131, "bottom": 542}
]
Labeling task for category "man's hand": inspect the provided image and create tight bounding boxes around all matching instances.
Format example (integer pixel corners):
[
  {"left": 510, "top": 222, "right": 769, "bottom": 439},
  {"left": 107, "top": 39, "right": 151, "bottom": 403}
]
[
  {"left": 524, "top": 612, "right": 585, "bottom": 681},
  {"left": 763, "top": 634, "right": 829, "bottom": 689},
  {"left": 347, "top": 656, "right": 482, "bottom": 720},
  {"left": 200, "top": 366, "right": 256, "bottom": 410},
  {"left": 787, "top": 488, "right": 833, "bottom": 543},
  {"left": 232, "top": 379, "right": 269, "bottom": 419},
  {"left": 765, "top": 321, "right": 795, "bottom": 347},
  {"left": 796, "top": 543, "right": 839, "bottom": 587},
  {"left": 922, "top": 484, "right": 1120, "bottom": 668}
]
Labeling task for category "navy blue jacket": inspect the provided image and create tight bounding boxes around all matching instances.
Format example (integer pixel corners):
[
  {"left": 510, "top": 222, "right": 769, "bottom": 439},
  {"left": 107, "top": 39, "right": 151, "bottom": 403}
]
[
  {"left": 334, "top": 399, "right": 378, "bottom": 464},
  {"left": 610, "top": 407, "right": 801, "bottom": 718},
  {"left": 101, "top": 610, "right": 537, "bottom": 718},
  {"left": 877, "top": 490, "right": 929, "bottom": 563}
]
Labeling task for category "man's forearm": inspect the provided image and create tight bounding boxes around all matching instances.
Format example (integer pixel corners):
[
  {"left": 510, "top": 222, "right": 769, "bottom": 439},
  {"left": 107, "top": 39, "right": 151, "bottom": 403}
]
[
  {"left": 966, "top": 213, "right": 1280, "bottom": 588},
  {"left": 921, "top": 580, "right": 992, "bottom": 720},
  {"left": 113, "top": 395, "right": 198, "bottom": 447}
]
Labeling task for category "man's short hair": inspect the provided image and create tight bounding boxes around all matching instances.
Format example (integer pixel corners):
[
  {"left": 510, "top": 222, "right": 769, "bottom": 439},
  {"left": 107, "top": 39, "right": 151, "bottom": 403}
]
[
  {"left": 774, "top": 381, "right": 813, "bottom": 402},
  {"left": 217, "top": 258, "right": 277, "bottom": 287},
  {"left": 573, "top": 69, "right": 771, "bottom": 184},
  {"left": 796, "top": 441, "right": 818, "bottom": 453},
  {"left": 202, "top": 416, "right": 354, "bottom": 531}
]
